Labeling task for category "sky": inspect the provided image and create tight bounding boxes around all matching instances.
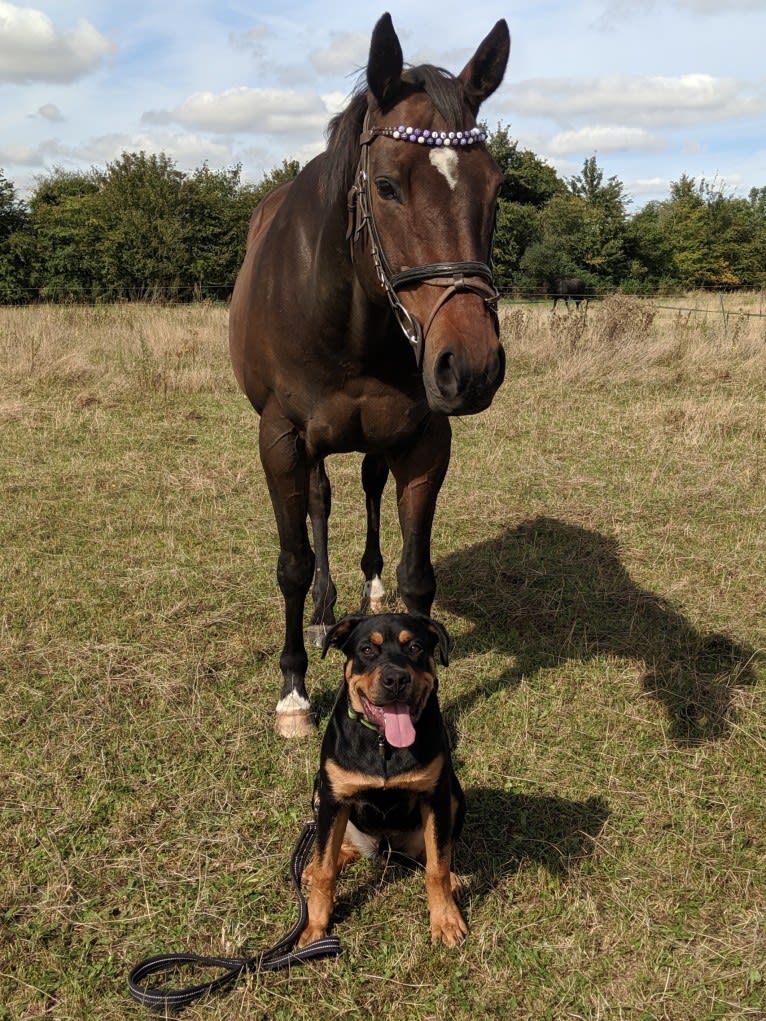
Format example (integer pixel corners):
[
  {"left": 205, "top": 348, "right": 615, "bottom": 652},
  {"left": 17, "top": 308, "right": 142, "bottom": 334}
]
[{"left": 1, "top": 0, "right": 766, "bottom": 209}]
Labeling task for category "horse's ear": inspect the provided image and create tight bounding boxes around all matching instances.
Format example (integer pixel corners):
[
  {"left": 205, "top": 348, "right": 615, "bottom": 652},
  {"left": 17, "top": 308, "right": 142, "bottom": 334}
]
[
  {"left": 459, "top": 20, "right": 511, "bottom": 113},
  {"left": 367, "top": 12, "right": 404, "bottom": 109}
]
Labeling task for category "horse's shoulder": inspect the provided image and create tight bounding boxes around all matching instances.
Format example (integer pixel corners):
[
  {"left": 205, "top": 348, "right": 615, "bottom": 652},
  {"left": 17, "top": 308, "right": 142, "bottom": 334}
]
[{"left": 246, "top": 180, "right": 294, "bottom": 250}]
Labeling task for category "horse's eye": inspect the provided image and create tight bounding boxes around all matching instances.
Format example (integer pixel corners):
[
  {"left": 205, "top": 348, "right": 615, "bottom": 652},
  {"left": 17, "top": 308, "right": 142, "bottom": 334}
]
[{"left": 375, "top": 177, "right": 399, "bottom": 201}]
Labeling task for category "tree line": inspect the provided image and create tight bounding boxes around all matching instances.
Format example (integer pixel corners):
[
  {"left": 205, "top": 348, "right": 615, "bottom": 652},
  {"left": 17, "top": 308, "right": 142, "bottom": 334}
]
[{"left": 1, "top": 127, "right": 765, "bottom": 304}]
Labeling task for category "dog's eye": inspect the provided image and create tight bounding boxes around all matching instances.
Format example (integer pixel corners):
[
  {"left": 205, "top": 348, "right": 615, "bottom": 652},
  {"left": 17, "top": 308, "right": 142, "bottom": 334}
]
[
  {"left": 360, "top": 643, "right": 378, "bottom": 659},
  {"left": 407, "top": 641, "right": 423, "bottom": 657}
]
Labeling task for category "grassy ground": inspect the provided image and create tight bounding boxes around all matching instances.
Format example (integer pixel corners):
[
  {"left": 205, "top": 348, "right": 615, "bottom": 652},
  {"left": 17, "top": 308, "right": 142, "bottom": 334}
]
[{"left": 1, "top": 297, "right": 764, "bottom": 1020}]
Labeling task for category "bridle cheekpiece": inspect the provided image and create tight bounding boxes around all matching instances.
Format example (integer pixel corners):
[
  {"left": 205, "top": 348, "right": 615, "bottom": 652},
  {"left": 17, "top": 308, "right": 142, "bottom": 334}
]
[{"left": 347, "top": 112, "right": 499, "bottom": 367}]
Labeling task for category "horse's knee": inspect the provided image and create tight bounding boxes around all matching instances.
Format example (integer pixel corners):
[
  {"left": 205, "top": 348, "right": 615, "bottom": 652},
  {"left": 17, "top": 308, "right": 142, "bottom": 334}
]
[
  {"left": 396, "top": 560, "right": 436, "bottom": 616},
  {"left": 277, "top": 548, "right": 315, "bottom": 598}
]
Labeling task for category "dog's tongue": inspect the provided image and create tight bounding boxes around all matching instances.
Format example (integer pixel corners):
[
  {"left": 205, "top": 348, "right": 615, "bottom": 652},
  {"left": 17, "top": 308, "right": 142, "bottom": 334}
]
[{"left": 382, "top": 702, "right": 416, "bottom": 748}]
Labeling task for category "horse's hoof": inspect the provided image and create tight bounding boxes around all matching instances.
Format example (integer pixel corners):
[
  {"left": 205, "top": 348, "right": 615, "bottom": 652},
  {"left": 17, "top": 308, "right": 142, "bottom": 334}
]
[
  {"left": 361, "top": 576, "right": 386, "bottom": 613},
  {"left": 275, "top": 709, "right": 316, "bottom": 738},
  {"left": 304, "top": 624, "right": 329, "bottom": 648},
  {"left": 275, "top": 692, "right": 315, "bottom": 738}
]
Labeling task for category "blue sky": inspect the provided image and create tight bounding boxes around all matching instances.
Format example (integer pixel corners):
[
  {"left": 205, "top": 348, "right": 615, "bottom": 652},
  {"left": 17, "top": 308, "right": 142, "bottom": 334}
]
[{"left": 2, "top": 0, "right": 766, "bottom": 207}]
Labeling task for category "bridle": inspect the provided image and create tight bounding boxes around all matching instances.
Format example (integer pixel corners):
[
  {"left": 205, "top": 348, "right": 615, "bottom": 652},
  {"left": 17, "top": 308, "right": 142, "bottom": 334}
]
[{"left": 347, "top": 111, "right": 500, "bottom": 367}]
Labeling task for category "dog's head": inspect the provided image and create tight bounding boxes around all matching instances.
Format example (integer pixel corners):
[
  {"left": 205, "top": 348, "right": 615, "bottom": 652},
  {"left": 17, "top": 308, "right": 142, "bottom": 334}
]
[{"left": 322, "top": 613, "right": 450, "bottom": 749}]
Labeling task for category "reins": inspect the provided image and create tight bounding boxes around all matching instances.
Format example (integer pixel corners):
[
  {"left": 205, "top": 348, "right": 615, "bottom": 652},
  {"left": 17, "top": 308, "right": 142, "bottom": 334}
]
[
  {"left": 347, "top": 111, "right": 500, "bottom": 366},
  {"left": 127, "top": 821, "right": 341, "bottom": 1011}
]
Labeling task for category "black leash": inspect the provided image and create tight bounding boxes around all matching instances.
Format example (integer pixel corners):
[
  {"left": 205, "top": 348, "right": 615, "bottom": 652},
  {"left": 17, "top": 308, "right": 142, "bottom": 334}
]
[{"left": 127, "top": 821, "right": 342, "bottom": 1011}]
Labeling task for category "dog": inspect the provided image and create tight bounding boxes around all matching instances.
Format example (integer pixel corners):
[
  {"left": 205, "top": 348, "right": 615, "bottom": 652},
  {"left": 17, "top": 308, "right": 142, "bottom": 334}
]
[{"left": 299, "top": 612, "right": 467, "bottom": 947}]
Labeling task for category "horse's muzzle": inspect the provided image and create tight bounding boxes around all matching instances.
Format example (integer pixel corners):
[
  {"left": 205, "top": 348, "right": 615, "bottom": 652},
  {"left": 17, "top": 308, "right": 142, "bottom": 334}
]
[{"left": 426, "top": 341, "right": 505, "bottom": 415}]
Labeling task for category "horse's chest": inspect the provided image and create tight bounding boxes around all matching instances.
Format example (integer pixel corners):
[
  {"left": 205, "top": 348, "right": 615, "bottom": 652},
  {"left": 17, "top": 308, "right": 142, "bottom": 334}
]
[{"left": 303, "top": 389, "right": 427, "bottom": 457}]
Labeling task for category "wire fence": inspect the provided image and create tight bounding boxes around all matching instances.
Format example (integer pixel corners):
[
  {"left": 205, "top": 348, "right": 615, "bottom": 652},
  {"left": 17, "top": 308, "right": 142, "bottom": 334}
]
[
  {"left": 497, "top": 290, "right": 766, "bottom": 319},
  {"left": 3, "top": 285, "right": 766, "bottom": 319}
]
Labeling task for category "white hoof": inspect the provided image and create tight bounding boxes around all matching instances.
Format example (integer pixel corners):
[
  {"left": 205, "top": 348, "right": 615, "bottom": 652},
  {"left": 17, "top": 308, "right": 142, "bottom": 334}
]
[
  {"left": 304, "top": 624, "right": 329, "bottom": 648},
  {"left": 275, "top": 710, "right": 315, "bottom": 738},
  {"left": 361, "top": 575, "right": 387, "bottom": 613},
  {"left": 275, "top": 692, "right": 315, "bottom": 738}
]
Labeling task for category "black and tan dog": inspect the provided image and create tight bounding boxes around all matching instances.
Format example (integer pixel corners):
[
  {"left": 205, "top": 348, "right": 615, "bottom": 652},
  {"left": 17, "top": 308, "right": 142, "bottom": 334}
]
[{"left": 299, "top": 612, "right": 467, "bottom": 947}]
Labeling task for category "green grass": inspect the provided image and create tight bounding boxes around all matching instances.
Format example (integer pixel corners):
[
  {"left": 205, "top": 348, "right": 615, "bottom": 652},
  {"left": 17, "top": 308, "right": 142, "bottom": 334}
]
[{"left": 1, "top": 298, "right": 764, "bottom": 1019}]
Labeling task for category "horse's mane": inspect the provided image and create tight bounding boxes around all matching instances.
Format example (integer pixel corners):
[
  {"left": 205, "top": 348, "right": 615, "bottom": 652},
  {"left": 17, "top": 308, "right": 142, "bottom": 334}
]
[{"left": 322, "top": 64, "right": 467, "bottom": 203}]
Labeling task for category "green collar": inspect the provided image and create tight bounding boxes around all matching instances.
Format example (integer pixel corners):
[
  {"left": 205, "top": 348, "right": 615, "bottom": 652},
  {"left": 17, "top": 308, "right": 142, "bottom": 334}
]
[{"left": 347, "top": 704, "right": 380, "bottom": 733}]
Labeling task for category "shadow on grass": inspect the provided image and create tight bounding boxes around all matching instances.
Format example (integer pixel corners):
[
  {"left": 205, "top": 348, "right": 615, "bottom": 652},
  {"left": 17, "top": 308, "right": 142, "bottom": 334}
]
[
  {"left": 329, "top": 789, "right": 608, "bottom": 932},
  {"left": 460, "top": 788, "right": 610, "bottom": 889},
  {"left": 436, "top": 516, "right": 759, "bottom": 744}
]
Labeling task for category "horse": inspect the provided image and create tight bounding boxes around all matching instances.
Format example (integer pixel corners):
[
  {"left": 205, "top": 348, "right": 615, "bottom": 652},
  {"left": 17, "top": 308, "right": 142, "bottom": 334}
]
[
  {"left": 551, "top": 276, "right": 587, "bottom": 310},
  {"left": 229, "top": 13, "right": 510, "bottom": 737}
]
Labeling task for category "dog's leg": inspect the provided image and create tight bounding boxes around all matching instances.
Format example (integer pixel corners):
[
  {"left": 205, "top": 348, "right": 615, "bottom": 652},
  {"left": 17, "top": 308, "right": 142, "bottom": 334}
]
[
  {"left": 299, "top": 803, "right": 350, "bottom": 946},
  {"left": 421, "top": 801, "right": 468, "bottom": 947}
]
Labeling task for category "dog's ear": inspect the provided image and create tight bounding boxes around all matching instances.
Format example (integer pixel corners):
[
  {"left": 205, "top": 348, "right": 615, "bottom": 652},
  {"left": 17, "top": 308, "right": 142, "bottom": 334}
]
[
  {"left": 321, "top": 615, "right": 368, "bottom": 658},
  {"left": 425, "top": 618, "right": 451, "bottom": 667}
]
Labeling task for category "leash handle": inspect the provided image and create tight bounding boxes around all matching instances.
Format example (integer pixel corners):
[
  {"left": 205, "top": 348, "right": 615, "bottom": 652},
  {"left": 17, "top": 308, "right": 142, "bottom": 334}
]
[{"left": 127, "top": 822, "right": 342, "bottom": 1010}]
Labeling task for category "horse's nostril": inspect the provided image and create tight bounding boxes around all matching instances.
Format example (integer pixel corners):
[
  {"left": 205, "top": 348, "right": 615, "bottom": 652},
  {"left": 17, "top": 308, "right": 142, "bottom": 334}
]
[{"left": 434, "top": 349, "right": 459, "bottom": 398}]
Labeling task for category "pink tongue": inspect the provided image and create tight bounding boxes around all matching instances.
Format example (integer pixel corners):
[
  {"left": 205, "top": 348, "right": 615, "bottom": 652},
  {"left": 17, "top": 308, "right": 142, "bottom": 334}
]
[{"left": 383, "top": 702, "right": 416, "bottom": 748}]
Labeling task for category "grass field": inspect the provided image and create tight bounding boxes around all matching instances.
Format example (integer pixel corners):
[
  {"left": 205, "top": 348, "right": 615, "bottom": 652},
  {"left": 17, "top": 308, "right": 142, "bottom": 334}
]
[{"left": 1, "top": 296, "right": 764, "bottom": 1020}]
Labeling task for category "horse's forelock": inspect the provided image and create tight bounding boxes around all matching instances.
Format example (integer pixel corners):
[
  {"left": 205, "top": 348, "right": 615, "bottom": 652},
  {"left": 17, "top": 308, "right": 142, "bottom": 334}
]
[
  {"left": 401, "top": 66, "right": 465, "bottom": 132},
  {"left": 321, "top": 65, "right": 467, "bottom": 204}
]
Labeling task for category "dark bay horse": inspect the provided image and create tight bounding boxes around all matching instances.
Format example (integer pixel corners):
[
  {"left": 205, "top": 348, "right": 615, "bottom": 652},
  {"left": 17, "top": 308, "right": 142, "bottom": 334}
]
[
  {"left": 551, "top": 276, "right": 588, "bottom": 310},
  {"left": 229, "top": 13, "right": 510, "bottom": 736}
]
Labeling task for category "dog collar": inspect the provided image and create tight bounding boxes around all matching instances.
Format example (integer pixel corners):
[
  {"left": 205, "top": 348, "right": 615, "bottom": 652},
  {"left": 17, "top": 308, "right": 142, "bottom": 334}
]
[
  {"left": 347, "top": 704, "right": 381, "bottom": 733},
  {"left": 347, "top": 704, "right": 388, "bottom": 765}
]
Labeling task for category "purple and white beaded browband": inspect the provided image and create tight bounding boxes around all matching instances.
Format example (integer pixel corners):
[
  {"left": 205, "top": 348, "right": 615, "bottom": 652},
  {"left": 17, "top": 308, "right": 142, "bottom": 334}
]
[{"left": 371, "top": 125, "right": 488, "bottom": 147}]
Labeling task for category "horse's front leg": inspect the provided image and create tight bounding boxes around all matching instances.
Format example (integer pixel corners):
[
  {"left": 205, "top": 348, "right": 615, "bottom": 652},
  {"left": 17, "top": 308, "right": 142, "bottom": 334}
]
[
  {"left": 388, "top": 414, "right": 452, "bottom": 615},
  {"left": 258, "top": 406, "right": 315, "bottom": 737},
  {"left": 360, "top": 453, "right": 389, "bottom": 612},
  {"left": 306, "top": 460, "right": 338, "bottom": 647}
]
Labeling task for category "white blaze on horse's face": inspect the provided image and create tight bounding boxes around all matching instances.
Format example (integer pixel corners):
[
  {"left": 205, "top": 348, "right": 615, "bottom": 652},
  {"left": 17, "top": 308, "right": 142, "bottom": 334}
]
[{"left": 429, "top": 147, "right": 459, "bottom": 191}]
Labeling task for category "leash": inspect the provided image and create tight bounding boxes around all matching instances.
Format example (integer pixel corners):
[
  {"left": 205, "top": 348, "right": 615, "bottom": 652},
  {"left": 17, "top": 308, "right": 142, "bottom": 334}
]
[{"left": 127, "top": 821, "right": 342, "bottom": 1011}]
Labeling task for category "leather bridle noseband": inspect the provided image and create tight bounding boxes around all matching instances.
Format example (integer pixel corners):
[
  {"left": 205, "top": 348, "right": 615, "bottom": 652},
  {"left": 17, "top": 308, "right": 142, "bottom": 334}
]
[{"left": 347, "top": 112, "right": 500, "bottom": 366}]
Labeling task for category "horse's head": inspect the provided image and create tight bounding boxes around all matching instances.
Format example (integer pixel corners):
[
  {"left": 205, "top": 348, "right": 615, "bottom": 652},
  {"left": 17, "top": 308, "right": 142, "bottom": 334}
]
[{"left": 355, "top": 14, "right": 510, "bottom": 415}]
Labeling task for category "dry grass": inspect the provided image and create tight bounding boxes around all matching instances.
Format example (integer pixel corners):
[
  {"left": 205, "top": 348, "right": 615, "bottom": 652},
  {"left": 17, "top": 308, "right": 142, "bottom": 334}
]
[{"left": 1, "top": 297, "right": 764, "bottom": 1020}]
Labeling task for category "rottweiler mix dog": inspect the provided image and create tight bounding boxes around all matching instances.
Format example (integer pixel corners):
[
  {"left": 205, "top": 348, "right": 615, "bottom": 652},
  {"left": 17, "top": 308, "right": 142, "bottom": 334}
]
[{"left": 299, "top": 613, "right": 467, "bottom": 947}]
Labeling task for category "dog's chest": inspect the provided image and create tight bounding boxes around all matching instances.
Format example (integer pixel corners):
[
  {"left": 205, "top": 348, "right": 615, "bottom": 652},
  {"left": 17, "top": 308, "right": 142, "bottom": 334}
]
[{"left": 350, "top": 786, "right": 423, "bottom": 835}]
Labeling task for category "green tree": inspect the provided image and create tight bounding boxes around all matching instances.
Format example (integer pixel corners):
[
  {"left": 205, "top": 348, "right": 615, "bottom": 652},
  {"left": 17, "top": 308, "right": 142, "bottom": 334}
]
[
  {"left": 93, "top": 151, "right": 188, "bottom": 299},
  {"left": 25, "top": 168, "right": 101, "bottom": 301},
  {"left": 181, "top": 163, "right": 248, "bottom": 300},
  {"left": 485, "top": 126, "right": 564, "bottom": 289},
  {"left": 0, "top": 169, "right": 30, "bottom": 302},
  {"left": 566, "top": 156, "right": 629, "bottom": 283},
  {"left": 623, "top": 200, "right": 676, "bottom": 292}
]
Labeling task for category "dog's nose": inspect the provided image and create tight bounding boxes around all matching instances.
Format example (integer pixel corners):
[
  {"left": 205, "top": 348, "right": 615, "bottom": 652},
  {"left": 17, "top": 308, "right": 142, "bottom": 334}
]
[{"left": 381, "top": 668, "right": 410, "bottom": 699}]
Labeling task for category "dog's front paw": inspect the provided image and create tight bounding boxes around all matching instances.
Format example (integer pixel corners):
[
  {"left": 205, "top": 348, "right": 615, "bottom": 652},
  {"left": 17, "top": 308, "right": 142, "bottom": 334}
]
[
  {"left": 430, "top": 903, "right": 468, "bottom": 947},
  {"left": 298, "top": 922, "right": 328, "bottom": 948}
]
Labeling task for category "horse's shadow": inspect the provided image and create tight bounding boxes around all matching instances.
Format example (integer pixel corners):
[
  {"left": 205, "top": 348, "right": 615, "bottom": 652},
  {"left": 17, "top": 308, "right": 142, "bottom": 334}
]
[
  {"left": 458, "top": 788, "right": 609, "bottom": 891},
  {"left": 436, "top": 517, "right": 758, "bottom": 743},
  {"left": 330, "top": 788, "right": 609, "bottom": 928}
]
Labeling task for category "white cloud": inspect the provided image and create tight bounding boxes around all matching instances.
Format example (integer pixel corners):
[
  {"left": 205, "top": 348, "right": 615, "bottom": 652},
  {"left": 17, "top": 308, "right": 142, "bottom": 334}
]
[
  {"left": 0, "top": 132, "right": 236, "bottom": 172},
  {"left": 0, "top": 141, "right": 45, "bottom": 165},
  {"left": 309, "top": 31, "right": 368, "bottom": 75},
  {"left": 0, "top": 1, "right": 113, "bottom": 83},
  {"left": 159, "top": 87, "right": 331, "bottom": 136},
  {"left": 595, "top": 0, "right": 764, "bottom": 23},
  {"left": 69, "top": 132, "right": 236, "bottom": 169},
  {"left": 547, "top": 125, "right": 667, "bottom": 155},
  {"left": 37, "top": 103, "right": 64, "bottom": 122},
  {"left": 506, "top": 74, "right": 766, "bottom": 129},
  {"left": 229, "top": 23, "right": 273, "bottom": 57},
  {"left": 629, "top": 176, "right": 670, "bottom": 197}
]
